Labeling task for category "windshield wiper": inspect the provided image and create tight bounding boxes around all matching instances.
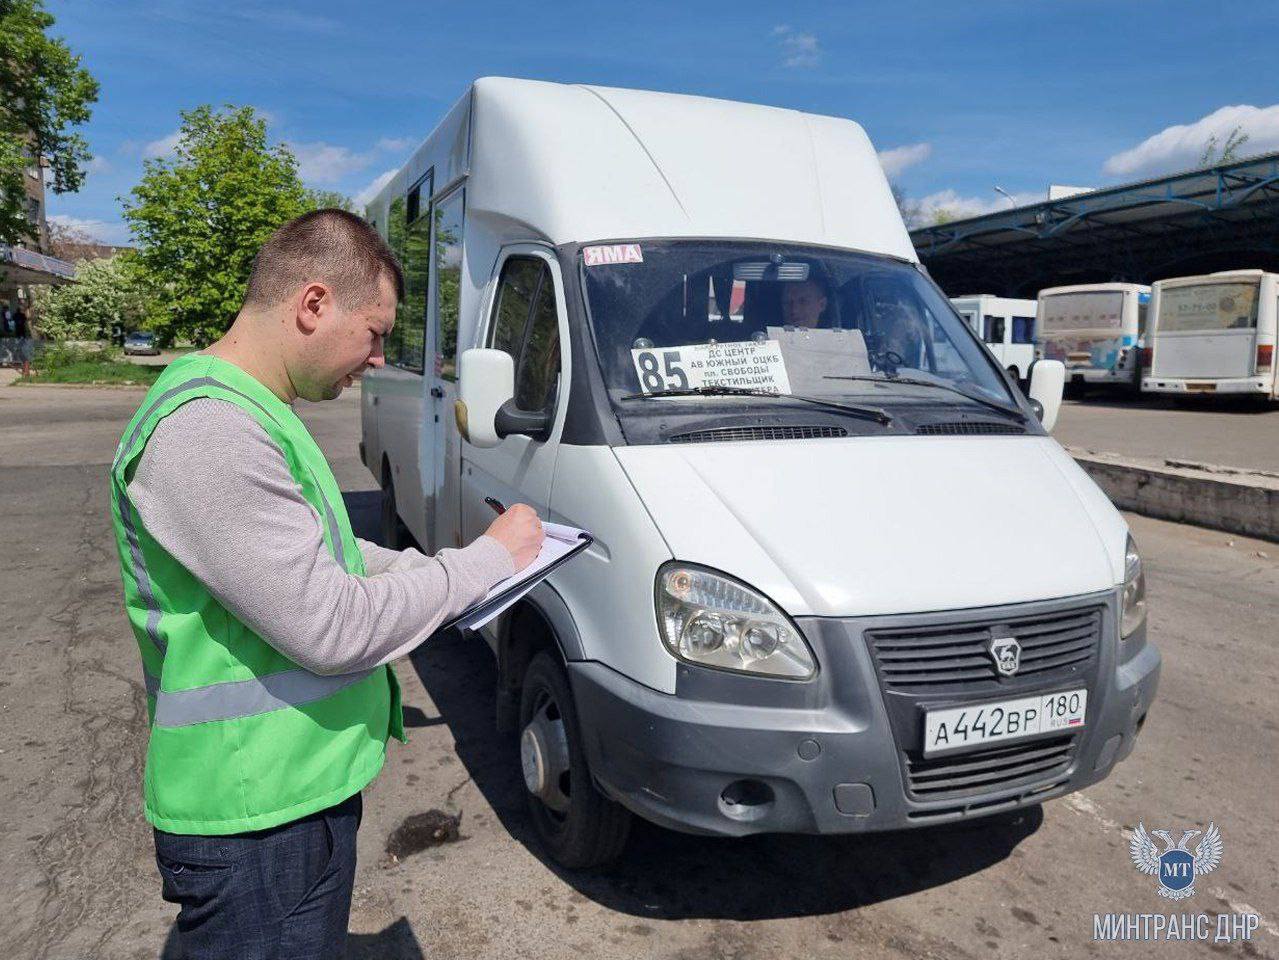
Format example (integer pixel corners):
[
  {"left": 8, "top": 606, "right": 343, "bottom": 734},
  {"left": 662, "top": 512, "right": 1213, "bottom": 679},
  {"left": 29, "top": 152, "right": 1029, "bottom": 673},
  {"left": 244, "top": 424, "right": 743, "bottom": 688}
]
[
  {"left": 821, "top": 375, "right": 1027, "bottom": 422},
  {"left": 620, "top": 385, "right": 893, "bottom": 425}
]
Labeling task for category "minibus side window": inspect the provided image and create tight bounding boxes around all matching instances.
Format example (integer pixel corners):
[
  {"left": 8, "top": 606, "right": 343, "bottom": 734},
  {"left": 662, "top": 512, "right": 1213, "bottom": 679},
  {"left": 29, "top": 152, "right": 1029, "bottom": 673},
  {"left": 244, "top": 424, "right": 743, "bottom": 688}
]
[
  {"left": 1011, "top": 316, "right": 1035, "bottom": 343},
  {"left": 432, "top": 189, "right": 464, "bottom": 381},
  {"left": 983, "top": 315, "right": 1005, "bottom": 344},
  {"left": 399, "top": 206, "right": 430, "bottom": 373},
  {"left": 489, "top": 258, "right": 541, "bottom": 359},
  {"left": 515, "top": 271, "right": 561, "bottom": 412},
  {"left": 385, "top": 196, "right": 408, "bottom": 368}
]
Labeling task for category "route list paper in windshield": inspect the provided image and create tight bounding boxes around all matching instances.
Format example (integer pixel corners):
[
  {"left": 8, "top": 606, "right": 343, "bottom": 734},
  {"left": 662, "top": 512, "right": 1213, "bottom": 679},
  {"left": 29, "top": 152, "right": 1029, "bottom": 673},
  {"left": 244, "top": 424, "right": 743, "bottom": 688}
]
[
  {"left": 447, "top": 522, "right": 592, "bottom": 632},
  {"left": 630, "top": 340, "right": 792, "bottom": 394},
  {"left": 767, "top": 327, "right": 872, "bottom": 394}
]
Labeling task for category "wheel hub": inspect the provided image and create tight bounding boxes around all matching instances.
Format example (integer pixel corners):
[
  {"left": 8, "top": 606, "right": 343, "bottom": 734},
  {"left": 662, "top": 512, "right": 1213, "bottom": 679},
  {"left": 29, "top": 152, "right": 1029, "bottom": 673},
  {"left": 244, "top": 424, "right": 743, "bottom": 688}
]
[{"left": 520, "top": 701, "right": 571, "bottom": 813}]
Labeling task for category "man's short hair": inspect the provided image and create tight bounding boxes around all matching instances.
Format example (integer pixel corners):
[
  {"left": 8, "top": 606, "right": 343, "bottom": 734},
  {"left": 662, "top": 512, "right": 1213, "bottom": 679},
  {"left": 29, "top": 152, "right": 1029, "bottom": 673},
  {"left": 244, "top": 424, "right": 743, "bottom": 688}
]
[{"left": 243, "top": 208, "right": 405, "bottom": 310}]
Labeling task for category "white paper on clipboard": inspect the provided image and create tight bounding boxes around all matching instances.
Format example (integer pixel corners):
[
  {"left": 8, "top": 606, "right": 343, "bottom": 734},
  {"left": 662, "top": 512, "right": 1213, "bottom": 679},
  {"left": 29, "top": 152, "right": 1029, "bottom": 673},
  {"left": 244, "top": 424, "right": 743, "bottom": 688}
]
[{"left": 452, "top": 522, "right": 591, "bottom": 631}]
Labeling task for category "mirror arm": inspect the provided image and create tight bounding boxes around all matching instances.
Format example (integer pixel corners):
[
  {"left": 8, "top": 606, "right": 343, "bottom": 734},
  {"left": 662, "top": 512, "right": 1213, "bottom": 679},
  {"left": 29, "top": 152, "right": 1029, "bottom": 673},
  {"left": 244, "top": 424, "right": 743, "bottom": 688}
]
[{"left": 495, "top": 400, "right": 551, "bottom": 442}]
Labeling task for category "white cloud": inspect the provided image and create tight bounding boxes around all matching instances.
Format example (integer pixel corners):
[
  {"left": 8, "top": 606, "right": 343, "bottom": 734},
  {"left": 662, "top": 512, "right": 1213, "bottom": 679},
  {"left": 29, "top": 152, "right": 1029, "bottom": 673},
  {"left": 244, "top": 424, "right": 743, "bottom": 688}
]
[
  {"left": 290, "top": 137, "right": 415, "bottom": 187},
  {"left": 914, "top": 188, "right": 1040, "bottom": 223},
  {"left": 143, "top": 130, "right": 181, "bottom": 159},
  {"left": 375, "top": 136, "right": 415, "bottom": 154},
  {"left": 289, "top": 142, "right": 376, "bottom": 184},
  {"left": 772, "top": 25, "right": 821, "bottom": 68},
  {"left": 353, "top": 169, "right": 396, "bottom": 208},
  {"left": 86, "top": 155, "right": 112, "bottom": 174},
  {"left": 878, "top": 142, "right": 931, "bottom": 178},
  {"left": 47, "top": 214, "right": 132, "bottom": 246},
  {"left": 1103, "top": 104, "right": 1279, "bottom": 179}
]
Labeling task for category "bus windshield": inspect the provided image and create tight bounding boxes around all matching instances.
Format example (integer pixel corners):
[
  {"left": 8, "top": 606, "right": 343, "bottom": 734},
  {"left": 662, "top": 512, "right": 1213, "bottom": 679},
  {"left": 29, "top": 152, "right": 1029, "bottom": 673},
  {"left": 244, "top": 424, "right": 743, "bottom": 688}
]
[
  {"left": 1157, "top": 281, "right": 1260, "bottom": 333},
  {"left": 579, "top": 240, "right": 1013, "bottom": 408}
]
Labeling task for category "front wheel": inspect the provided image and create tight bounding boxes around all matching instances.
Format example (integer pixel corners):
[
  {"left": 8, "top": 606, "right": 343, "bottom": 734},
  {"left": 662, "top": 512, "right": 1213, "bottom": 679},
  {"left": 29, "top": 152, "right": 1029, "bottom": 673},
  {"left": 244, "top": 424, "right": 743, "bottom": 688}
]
[
  {"left": 519, "top": 651, "right": 631, "bottom": 868},
  {"left": 379, "top": 464, "right": 411, "bottom": 550}
]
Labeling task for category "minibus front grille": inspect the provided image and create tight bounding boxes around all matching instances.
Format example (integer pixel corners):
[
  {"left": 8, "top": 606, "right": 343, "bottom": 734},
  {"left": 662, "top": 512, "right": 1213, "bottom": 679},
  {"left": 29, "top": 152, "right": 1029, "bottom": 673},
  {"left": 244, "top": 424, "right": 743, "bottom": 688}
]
[
  {"left": 903, "top": 733, "right": 1078, "bottom": 802},
  {"left": 865, "top": 606, "right": 1102, "bottom": 692},
  {"left": 915, "top": 421, "right": 1025, "bottom": 435},
  {"left": 666, "top": 425, "right": 848, "bottom": 444}
]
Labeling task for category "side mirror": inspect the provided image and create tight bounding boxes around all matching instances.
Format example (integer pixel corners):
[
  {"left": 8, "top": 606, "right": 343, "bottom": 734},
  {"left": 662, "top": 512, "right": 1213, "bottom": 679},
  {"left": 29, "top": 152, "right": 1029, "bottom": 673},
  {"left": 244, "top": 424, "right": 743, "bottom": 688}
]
[
  {"left": 456, "top": 348, "right": 554, "bottom": 446},
  {"left": 457, "top": 348, "right": 514, "bottom": 448},
  {"left": 1028, "top": 359, "right": 1066, "bottom": 432}
]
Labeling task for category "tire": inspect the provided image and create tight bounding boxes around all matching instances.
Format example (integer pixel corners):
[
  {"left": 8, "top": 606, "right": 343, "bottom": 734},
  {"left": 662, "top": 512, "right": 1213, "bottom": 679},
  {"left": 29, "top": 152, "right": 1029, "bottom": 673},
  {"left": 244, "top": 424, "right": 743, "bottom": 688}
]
[
  {"left": 518, "top": 651, "right": 631, "bottom": 868},
  {"left": 379, "top": 463, "right": 411, "bottom": 550}
]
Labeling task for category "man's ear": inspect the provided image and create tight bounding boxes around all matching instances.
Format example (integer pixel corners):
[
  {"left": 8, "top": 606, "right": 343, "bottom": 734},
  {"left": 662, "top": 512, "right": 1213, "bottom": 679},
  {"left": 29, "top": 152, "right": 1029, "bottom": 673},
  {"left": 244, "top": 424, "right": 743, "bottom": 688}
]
[{"left": 296, "top": 282, "right": 331, "bottom": 334}]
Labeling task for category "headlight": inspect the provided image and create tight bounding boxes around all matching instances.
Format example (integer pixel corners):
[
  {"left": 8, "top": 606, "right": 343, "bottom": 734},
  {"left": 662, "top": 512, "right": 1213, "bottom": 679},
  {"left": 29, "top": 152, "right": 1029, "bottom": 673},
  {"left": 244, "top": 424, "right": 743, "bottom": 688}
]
[
  {"left": 655, "top": 563, "right": 816, "bottom": 679},
  {"left": 1121, "top": 534, "right": 1146, "bottom": 638}
]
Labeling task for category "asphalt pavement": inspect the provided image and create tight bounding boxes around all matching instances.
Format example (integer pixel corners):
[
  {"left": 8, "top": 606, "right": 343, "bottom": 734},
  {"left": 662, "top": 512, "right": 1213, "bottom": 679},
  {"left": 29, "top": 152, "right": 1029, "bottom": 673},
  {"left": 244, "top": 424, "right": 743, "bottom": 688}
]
[
  {"left": 1, "top": 379, "right": 1275, "bottom": 960},
  {"left": 1054, "top": 393, "right": 1279, "bottom": 474}
]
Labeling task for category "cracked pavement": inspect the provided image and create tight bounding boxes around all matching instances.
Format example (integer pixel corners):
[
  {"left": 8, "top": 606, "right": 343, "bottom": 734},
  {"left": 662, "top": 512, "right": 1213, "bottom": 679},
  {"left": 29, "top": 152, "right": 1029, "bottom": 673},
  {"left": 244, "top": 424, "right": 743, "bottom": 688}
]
[{"left": 0, "top": 380, "right": 1274, "bottom": 959}]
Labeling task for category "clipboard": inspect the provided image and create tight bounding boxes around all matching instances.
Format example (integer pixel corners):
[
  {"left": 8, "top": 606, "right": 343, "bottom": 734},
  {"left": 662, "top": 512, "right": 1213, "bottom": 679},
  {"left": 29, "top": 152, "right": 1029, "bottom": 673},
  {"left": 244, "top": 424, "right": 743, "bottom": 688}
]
[{"left": 442, "top": 522, "right": 593, "bottom": 632}]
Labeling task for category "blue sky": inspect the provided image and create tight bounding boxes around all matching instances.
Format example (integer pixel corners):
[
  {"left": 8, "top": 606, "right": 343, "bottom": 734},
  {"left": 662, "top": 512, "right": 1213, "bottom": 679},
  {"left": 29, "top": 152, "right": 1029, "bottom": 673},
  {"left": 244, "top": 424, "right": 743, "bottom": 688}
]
[{"left": 45, "top": 0, "right": 1279, "bottom": 244}]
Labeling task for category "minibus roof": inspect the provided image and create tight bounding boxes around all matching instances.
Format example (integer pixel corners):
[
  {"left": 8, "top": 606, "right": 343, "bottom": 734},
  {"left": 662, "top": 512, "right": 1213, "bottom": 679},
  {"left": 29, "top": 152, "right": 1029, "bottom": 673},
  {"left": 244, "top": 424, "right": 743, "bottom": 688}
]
[
  {"left": 376, "top": 77, "right": 916, "bottom": 260},
  {"left": 1154, "top": 269, "right": 1272, "bottom": 288},
  {"left": 1038, "top": 282, "right": 1151, "bottom": 297}
]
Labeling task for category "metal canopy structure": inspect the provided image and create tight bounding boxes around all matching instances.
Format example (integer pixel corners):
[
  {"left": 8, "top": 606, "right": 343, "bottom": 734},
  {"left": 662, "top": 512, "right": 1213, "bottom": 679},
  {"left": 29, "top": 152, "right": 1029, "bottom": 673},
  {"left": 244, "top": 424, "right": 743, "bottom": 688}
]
[
  {"left": 910, "top": 152, "right": 1279, "bottom": 297},
  {"left": 1, "top": 244, "right": 75, "bottom": 287}
]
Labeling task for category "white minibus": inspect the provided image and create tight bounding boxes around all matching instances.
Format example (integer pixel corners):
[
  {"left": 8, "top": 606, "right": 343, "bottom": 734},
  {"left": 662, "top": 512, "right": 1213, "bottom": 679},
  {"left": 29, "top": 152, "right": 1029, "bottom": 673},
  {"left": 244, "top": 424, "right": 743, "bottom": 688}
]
[
  {"left": 1036, "top": 283, "right": 1150, "bottom": 393},
  {"left": 949, "top": 295, "right": 1037, "bottom": 382},
  {"left": 360, "top": 78, "right": 1159, "bottom": 867},
  {"left": 1142, "top": 270, "right": 1278, "bottom": 399}
]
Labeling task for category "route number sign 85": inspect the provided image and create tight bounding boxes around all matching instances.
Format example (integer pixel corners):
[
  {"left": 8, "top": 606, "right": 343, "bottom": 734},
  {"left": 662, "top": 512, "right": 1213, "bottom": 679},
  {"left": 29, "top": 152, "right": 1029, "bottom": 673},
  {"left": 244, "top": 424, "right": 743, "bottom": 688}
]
[{"left": 634, "top": 349, "right": 690, "bottom": 392}]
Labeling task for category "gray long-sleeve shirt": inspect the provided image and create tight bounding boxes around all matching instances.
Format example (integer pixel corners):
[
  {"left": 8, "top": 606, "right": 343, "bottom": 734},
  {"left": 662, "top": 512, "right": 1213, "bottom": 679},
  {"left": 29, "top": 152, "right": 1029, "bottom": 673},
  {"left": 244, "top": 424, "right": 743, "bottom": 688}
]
[{"left": 127, "top": 397, "right": 514, "bottom": 676}]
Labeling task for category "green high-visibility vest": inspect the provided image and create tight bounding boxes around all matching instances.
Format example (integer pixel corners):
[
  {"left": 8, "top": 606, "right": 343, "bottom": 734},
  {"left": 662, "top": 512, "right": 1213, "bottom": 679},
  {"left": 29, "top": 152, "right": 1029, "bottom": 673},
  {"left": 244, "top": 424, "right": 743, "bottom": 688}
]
[{"left": 109, "top": 353, "right": 405, "bottom": 835}]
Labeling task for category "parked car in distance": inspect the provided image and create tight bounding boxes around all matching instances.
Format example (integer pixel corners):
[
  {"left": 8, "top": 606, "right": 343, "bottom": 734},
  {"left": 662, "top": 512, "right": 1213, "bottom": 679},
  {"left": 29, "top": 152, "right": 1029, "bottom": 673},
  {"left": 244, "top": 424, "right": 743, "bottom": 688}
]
[{"left": 123, "top": 331, "right": 160, "bottom": 356}]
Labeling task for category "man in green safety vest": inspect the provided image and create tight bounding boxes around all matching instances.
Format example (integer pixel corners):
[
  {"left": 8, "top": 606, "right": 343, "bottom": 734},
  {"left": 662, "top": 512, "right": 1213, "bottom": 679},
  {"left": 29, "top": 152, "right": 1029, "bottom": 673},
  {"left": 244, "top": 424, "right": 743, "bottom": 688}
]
[{"left": 109, "top": 209, "right": 543, "bottom": 959}]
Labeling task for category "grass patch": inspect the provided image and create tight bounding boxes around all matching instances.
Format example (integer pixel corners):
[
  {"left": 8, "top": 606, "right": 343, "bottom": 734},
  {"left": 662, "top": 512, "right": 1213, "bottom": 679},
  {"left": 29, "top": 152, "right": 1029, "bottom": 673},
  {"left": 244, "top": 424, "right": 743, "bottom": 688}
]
[{"left": 16, "top": 343, "right": 164, "bottom": 386}]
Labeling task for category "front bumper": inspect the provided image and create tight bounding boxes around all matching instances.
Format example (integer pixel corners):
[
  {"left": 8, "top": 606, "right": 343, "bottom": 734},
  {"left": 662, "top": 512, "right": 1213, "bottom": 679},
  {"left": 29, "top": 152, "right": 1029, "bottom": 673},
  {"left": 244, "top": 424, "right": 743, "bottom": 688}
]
[{"left": 571, "top": 591, "right": 1159, "bottom": 837}]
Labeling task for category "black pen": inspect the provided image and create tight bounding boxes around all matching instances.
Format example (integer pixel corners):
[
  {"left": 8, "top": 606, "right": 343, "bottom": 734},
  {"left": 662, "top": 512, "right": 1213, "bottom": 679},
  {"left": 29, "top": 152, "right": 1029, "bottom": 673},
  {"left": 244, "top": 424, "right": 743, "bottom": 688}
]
[{"left": 484, "top": 496, "right": 507, "bottom": 515}]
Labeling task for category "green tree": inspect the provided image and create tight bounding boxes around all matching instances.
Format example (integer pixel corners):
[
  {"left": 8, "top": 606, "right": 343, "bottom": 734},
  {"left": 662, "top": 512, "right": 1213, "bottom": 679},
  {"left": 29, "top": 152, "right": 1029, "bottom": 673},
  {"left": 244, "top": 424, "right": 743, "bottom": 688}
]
[
  {"left": 0, "top": 0, "right": 99, "bottom": 246},
  {"left": 31, "top": 252, "right": 156, "bottom": 341},
  {"left": 122, "top": 104, "right": 310, "bottom": 345},
  {"left": 305, "top": 189, "right": 357, "bottom": 212}
]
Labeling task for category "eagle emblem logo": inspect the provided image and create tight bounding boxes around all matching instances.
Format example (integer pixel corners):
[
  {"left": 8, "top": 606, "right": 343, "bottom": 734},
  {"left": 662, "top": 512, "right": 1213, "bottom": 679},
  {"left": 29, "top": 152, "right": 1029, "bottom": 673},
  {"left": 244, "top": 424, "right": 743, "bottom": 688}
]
[{"left": 1130, "top": 822, "right": 1223, "bottom": 900}]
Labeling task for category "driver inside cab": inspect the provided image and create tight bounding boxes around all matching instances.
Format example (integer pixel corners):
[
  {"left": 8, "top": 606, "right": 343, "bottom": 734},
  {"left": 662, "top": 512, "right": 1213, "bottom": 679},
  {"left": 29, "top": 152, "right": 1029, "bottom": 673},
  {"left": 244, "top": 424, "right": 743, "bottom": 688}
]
[{"left": 781, "top": 278, "right": 832, "bottom": 329}]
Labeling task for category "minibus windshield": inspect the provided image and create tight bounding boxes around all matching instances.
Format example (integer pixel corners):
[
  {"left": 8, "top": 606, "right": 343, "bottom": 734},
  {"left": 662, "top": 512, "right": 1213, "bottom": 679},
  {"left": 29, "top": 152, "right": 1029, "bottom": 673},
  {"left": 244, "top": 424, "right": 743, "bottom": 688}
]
[
  {"left": 579, "top": 240, "right": 1013, "bottom": 408},
  {"left": 1156, "top": 280, "right": 1259, "bottom": 333}
]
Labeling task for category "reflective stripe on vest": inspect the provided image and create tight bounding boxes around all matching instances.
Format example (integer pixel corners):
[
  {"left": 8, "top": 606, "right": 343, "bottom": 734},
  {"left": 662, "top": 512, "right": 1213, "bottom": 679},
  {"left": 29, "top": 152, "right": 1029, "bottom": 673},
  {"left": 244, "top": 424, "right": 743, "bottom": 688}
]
[{"left": 117, "top": 374, "right": 356, "bottom": 722}]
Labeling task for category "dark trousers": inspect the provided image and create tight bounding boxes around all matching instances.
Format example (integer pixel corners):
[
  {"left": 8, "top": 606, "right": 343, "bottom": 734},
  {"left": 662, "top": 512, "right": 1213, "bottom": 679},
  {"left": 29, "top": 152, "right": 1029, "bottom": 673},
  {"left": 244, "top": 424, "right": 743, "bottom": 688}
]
[{"left": 154, "top": 793, "right": 362, "bottom": 960}]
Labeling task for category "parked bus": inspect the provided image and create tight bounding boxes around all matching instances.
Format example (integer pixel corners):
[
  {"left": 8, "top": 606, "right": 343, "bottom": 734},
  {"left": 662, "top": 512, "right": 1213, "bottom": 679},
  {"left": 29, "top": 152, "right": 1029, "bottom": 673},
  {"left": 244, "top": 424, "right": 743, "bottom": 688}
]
[
  {"left": 1036, "top": 283, "right": 1150, "bottom": 393},
  {"left": 1142, "top": 270, "right": 1278, "bottom": 400},
  {"left": 950, "top": 295, "right": 1037, "bottom": 382},
  {"left": 360, "top": 78, "right": 1155, "bottom": 868}
]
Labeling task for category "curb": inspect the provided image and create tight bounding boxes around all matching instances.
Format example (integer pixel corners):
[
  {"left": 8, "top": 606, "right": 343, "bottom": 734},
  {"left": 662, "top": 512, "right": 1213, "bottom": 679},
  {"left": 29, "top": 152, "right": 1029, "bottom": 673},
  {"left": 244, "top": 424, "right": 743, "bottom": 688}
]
[{"left": 1069, "top": 448, "right": 1279, "bottom": 543}]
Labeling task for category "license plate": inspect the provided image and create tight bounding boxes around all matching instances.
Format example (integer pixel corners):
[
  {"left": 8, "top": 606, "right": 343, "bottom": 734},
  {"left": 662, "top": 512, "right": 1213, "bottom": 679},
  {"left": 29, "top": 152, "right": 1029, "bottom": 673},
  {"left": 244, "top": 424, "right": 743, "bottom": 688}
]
[{"left": 923, "top": 688, "right": 1087, "bottom": 756}]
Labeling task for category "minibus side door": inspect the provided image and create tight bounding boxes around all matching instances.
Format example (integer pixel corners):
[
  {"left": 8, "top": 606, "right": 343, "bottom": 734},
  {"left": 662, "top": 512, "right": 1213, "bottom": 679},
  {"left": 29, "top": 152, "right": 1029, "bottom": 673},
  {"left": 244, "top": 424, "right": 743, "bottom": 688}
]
[
  {"left": 423, "top": 185, "right": 464, "bottom": 552},
  {"left": 459, "top": 244, "right": 570, "bottom": 551}
]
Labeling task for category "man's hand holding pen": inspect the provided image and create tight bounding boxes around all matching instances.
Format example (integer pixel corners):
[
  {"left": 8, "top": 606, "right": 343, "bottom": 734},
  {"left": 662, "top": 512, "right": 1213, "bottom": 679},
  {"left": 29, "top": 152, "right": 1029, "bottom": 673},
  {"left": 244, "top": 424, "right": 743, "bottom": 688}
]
[{"left": 484, "top": 500, "right": 544, "bottom": 571}]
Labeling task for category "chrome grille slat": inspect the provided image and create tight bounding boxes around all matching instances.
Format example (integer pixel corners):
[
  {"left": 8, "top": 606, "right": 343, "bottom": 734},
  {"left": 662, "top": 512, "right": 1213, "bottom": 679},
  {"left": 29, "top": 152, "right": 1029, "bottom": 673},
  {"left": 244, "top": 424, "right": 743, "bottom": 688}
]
[{"left": 866, "top": 606, "right": 1103, "bottom": 692}]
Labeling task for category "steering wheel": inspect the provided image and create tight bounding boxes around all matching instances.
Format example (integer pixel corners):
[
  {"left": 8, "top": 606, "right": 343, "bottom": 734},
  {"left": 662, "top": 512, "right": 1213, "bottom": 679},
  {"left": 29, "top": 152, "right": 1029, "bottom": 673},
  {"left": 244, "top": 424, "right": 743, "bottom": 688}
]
[{"left": 870, "top": 349, "right": 905, "bottom": 375}]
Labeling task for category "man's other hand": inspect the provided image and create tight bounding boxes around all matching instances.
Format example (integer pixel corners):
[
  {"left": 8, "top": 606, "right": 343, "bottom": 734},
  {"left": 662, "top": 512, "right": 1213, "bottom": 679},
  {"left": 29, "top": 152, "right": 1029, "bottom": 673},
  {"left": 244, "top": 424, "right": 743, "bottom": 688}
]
[{"left": 484, "top": 504, "right": 544, "bottom": 572}]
